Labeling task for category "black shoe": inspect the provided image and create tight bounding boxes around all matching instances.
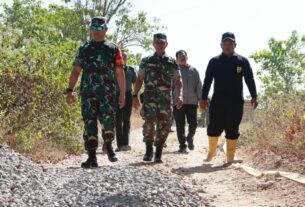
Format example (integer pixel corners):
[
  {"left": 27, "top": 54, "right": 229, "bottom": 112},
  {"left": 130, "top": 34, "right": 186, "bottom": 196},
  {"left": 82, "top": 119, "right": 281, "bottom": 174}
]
[
  {"left": 154, "top": 145, "right": 163, "bottom": 163},
  {"left": 143, "top": 143, "right": 153, "bottom": 161},
  {"left": 178, "top": 146, "right": 187, "bottom": 153},
  {"left": 121, "top": 145, "right": 132, "bottom": 151},
  {"left": 81, "top": 150, "right": 98, "bottom": 168},
  {"left": 186, "top": 137, "right": 194, "bottom": 150},
  {"left": 105, "top": 142, "right": 118, "bottom": 162},
  {"left": 115, "top": 147, "right": 122, "bottom": 152}
]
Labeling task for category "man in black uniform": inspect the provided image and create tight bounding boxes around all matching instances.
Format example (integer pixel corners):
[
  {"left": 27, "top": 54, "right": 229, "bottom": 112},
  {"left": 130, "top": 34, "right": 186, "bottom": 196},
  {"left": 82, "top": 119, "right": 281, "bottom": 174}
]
[
  {"left": 200, "top": 32, "right": 258, "bottom": 164},
  {"left": 115, "top": 52, "right": 136, "bottom": 152}
]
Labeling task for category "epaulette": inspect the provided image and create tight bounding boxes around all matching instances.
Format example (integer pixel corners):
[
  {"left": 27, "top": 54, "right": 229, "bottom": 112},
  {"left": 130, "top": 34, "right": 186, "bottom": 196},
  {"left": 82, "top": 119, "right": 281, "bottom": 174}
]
[
  {"left": 103, "top": 41, "right": 117, "bottom": 50},
  {"left": 142, "top": 55, "right": 154, "bottom": 62}
]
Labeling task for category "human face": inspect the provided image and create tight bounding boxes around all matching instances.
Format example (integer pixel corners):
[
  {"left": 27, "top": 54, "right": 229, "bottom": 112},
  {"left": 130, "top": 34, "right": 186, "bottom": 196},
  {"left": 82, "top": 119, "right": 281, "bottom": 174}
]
[
  {"left": 153, "top": 40, "right": 168, "bottom": 56},
  {"left": 177, "top": 52, "right": 188, "bottom": 66},
  {"left": 91, "top": 24, "right": 107, "bottom": 42},
  {"left": 221, "top": 40, "right": 236, "bottom": 56}
]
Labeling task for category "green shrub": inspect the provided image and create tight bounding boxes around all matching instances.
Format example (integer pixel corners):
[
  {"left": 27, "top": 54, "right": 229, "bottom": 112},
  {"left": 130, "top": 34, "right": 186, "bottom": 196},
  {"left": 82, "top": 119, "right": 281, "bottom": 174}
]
[{"left": 0, "top": 26, "right": 83, "bottom": 157}]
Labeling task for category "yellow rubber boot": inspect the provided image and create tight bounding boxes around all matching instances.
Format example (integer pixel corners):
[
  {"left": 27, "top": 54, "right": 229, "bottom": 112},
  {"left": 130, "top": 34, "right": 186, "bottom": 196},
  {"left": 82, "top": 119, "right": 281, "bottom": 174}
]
[
  {"left": 204, "top": 137, "right": 219, "bottom": 162},
  {"left": 226, "top": 139, "right": 242, "bottom": 164}
]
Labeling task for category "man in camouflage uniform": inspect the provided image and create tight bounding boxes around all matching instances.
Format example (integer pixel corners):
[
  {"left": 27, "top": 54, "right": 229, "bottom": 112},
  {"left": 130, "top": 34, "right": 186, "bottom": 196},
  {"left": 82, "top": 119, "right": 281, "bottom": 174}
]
[
  {"left": 133, "top": 33, "right": 183, "bottom": 163},
  {"left": 66, "top": 16, "right": 125, "bottom": 168}
]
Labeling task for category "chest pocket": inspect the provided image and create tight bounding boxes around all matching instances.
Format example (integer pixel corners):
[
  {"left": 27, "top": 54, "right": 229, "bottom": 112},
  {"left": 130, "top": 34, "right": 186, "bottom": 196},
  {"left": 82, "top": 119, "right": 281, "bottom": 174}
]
[
  {"left": 145, "top": 59, "right": 173, "bottom": 89},
  {"left": 83, "top": 45, "right": 116, "bottom": 69}
]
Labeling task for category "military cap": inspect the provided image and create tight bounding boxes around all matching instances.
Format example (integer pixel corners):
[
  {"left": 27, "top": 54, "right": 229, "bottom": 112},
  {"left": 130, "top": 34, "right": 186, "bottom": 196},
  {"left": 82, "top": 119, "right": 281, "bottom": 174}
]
[
  {"left": 153, "top": 33, "right": 167, "bottom": 42},
  {"left": 221, "top": 32, "right": 236, "bottom": 42},
  {"left": 91, "top": 16, "right": 107, "bottom": 26}
]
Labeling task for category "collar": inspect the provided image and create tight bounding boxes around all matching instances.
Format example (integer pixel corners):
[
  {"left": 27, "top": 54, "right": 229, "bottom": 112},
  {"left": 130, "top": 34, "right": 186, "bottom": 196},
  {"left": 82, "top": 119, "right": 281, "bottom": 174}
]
[
  {"left": 153, "top": 52, "right": 168, "bottom": 59},
  {"left": 179, "top": 64, "right": 191, "bottom": 69},
  {"left": 90, "top": 39, "right": 105, "bottom": 45},
  {"left": 221, "top": 52, "right": 238, "bottom": 58}
]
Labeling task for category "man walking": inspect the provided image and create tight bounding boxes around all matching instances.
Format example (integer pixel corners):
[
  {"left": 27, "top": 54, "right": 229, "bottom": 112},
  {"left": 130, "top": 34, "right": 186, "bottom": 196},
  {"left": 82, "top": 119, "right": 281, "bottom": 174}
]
[
  {"left": 115, "top": 52, "right": 137, "bottom": 152},
  {"left": 133, "top": 33, "right": 183, "bottom": 163},
  {"left": 173, "top": 50, "right": 202, "bottom": 153},
  {"left": 66, "top": 16, "right": 125, "bottom": 168},
  {"left": 200, "top": 32, "right": 258, "bottom": 164}
]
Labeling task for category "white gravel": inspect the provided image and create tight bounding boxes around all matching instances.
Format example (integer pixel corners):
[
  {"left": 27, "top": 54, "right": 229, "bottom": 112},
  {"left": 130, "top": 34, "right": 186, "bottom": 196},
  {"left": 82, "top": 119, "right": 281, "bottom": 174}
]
[{"left": 0, "top": 144, "right": 204, "bottom": 207}]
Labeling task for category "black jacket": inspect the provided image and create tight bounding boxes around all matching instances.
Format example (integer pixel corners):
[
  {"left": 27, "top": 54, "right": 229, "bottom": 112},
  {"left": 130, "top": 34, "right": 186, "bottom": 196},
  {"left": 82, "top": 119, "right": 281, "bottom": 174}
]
[{"left": 202, "top": 53, "right": 257, "bottom": 104}]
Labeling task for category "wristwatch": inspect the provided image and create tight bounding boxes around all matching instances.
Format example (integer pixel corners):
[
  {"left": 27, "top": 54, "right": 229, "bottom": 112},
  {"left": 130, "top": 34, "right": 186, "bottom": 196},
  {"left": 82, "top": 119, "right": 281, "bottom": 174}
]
[
  {"left": 64, "top": 88, "right": 73, "bottom": 94},
  {"left": 132, "top": 93, "right": 138, "bottom": 98}
]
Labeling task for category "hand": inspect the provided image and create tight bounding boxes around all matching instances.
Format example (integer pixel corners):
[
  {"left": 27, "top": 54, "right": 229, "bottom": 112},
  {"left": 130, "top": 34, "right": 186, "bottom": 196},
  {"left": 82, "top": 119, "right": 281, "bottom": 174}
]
[
  {"left": 200, "top": 100, "right": 208, "bottom": 112},
  {"left": 176, "top": 97, "right": 183, "bottom": 109},
  {"left": 66, "top": 93, "right": 74, "bottom": 106},
  {"left": 132, "top": 97, "right": 140, "bottom": 110},
  {"left": 251, "top": 97, "right": 258, "bottom": 110},
  {"left": 119, "top": 93, "right": 125, "bottom": 109}
]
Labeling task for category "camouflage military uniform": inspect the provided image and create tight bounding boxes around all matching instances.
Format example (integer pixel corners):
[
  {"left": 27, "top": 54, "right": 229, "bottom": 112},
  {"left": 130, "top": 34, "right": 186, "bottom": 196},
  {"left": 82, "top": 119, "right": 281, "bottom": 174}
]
[
  {"left": 139, "top": 53, "right": 180, "bottom": 146},
  {"left": 73, "top": 40, "right": 124, "bottom": 150}
]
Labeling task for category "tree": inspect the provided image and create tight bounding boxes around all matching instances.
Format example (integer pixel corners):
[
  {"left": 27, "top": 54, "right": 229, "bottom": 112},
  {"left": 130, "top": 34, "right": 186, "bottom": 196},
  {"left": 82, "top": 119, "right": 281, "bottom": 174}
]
[
  {"left": 251, "top": 31, "right": 305, "bottom": 97},
  {"left": 112, "top": 12, "right": 161, "bottom": 50},
  {"left": 63, "top": 0, "right": 163, "bottom": 50},
  {"left": 64, "top": 0, "right": 128, "bottom": 23},
  {"left": 1, "top": 0, "right": 83, "bottom": 42}
]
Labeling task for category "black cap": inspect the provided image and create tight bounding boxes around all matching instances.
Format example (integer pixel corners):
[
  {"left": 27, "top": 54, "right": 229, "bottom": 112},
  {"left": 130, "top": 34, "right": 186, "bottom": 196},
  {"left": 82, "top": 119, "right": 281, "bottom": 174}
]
[
  {"left": 91, "top": 16, "right": 107, "bottom": 26},
  {"left": 221, "top": 32, "right": 235, "bottom": 42},
  {"left": 153, "top": 33, "right": 167, "bottom": 42}
]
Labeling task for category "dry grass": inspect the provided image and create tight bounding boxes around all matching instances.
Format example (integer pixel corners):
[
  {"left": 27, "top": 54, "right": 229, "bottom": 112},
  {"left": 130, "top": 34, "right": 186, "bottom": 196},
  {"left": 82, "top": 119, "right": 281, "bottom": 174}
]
[{"left": 240, "top": 95, "right": 305, "bottom": 173}]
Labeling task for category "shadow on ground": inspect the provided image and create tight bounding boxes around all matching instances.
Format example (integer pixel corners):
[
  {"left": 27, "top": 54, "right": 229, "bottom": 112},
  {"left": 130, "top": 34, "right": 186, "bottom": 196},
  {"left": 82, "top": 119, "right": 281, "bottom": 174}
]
[{"left": 171, "top": 164, "right": 230, "bottom": 175}]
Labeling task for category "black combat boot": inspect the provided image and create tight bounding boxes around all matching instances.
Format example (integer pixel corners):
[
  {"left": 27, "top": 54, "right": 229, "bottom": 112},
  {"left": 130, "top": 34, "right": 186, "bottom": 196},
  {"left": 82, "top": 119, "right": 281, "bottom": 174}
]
[
  {"left": 81, "top": 150, "right": 98, "bottom": 168},
  {"left": 143, "top": 142, "right": 153, "bottom": 162},
  {"left": 105, "top": 142, "right": 118, "bottom": 162},
  {"left": 186, "top": 136, "right": 194, "bottom": 150},
  {"left": 154, "top": 144, "right": 163, "bottom": 163}
]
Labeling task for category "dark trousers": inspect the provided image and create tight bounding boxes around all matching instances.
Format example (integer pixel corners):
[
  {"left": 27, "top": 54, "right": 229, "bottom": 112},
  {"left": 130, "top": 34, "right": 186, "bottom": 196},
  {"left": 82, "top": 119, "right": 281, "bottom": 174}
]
[
  {"left": 115, "top": 92, "right": 133, "bottom": 148},
  {"left": 173, "top": 104, "right": 198, "bottom": 148},
  {"left": 207, "top": 102, "right": 244, "bottom": 140}
]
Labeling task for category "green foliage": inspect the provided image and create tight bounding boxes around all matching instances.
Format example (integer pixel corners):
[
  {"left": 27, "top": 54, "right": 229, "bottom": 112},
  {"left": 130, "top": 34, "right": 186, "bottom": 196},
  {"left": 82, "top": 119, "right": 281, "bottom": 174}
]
[
  {"left": 0, "top": 0, "right": 159, "bottom": 159},
  {"left": 111, "top": 12, "right": 163, "bottom": 51},
  {"left": 64, "top": 0, "right": 163, "bottom": 51},
  {"left": 1, "top": 0, "right": 83, "bottom": 41},
  {"left": 251, "top": 31, "right": 305, "bottom": 98},
  {"left": 0, "top": 0, "right": 84, "bottom": 154}
]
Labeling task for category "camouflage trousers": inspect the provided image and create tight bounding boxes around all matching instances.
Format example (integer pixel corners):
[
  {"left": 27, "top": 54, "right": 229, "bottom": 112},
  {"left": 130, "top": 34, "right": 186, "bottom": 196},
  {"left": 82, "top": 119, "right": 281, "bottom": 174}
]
[
  {"left": 81, "top": 94, "right": 116, "bottom": 150},
  {"left": 140, "top": 91, "right": 172, "bottom": 146}
]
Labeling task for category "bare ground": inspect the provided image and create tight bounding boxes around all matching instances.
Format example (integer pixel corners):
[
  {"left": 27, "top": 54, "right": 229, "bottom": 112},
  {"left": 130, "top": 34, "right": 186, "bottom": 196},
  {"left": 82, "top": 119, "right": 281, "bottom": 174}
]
[{"left": 52, "top": 114, "right": 305, "bottom": 207}]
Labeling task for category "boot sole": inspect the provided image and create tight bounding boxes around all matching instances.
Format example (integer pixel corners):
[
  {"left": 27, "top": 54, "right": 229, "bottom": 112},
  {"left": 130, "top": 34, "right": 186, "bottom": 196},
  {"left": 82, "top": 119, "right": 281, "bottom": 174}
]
[
  {"left": 143, "top": 157, "right": 153, "bottom": 162},
  {"left": 81, "top": 162, "right": 99, "bottom": 168},
  {"left": 108, "top": 157, "right": 118, "bottom": 162}
]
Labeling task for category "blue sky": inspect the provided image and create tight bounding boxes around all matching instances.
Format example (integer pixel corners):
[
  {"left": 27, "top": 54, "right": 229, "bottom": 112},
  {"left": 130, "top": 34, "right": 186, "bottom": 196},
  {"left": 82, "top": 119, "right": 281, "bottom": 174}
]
[{"left": 3, "top": 0, "right": 305, "bottom": 95}]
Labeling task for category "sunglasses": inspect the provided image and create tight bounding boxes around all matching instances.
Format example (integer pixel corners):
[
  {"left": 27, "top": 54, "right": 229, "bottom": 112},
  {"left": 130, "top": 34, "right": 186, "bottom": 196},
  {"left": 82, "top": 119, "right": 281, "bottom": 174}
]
[{"left": 90, "top": 25, "right": 104, "bottom": 31}]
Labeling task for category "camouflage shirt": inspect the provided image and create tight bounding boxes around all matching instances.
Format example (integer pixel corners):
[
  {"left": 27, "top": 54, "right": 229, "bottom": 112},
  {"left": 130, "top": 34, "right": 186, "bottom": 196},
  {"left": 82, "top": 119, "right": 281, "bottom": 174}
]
[
  {"left": 73, "top": 40, "right": 124, "bottom": 95},
  {"left": 139, "top": 53, "right": 180, "bottom": 96}
]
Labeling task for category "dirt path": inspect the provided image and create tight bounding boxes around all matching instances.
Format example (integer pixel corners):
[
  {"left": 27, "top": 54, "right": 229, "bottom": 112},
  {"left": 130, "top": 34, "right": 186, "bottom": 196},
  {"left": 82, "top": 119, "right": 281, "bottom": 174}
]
[{"left": 54, "top": 116, "right": 305, "bottom": 207}]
